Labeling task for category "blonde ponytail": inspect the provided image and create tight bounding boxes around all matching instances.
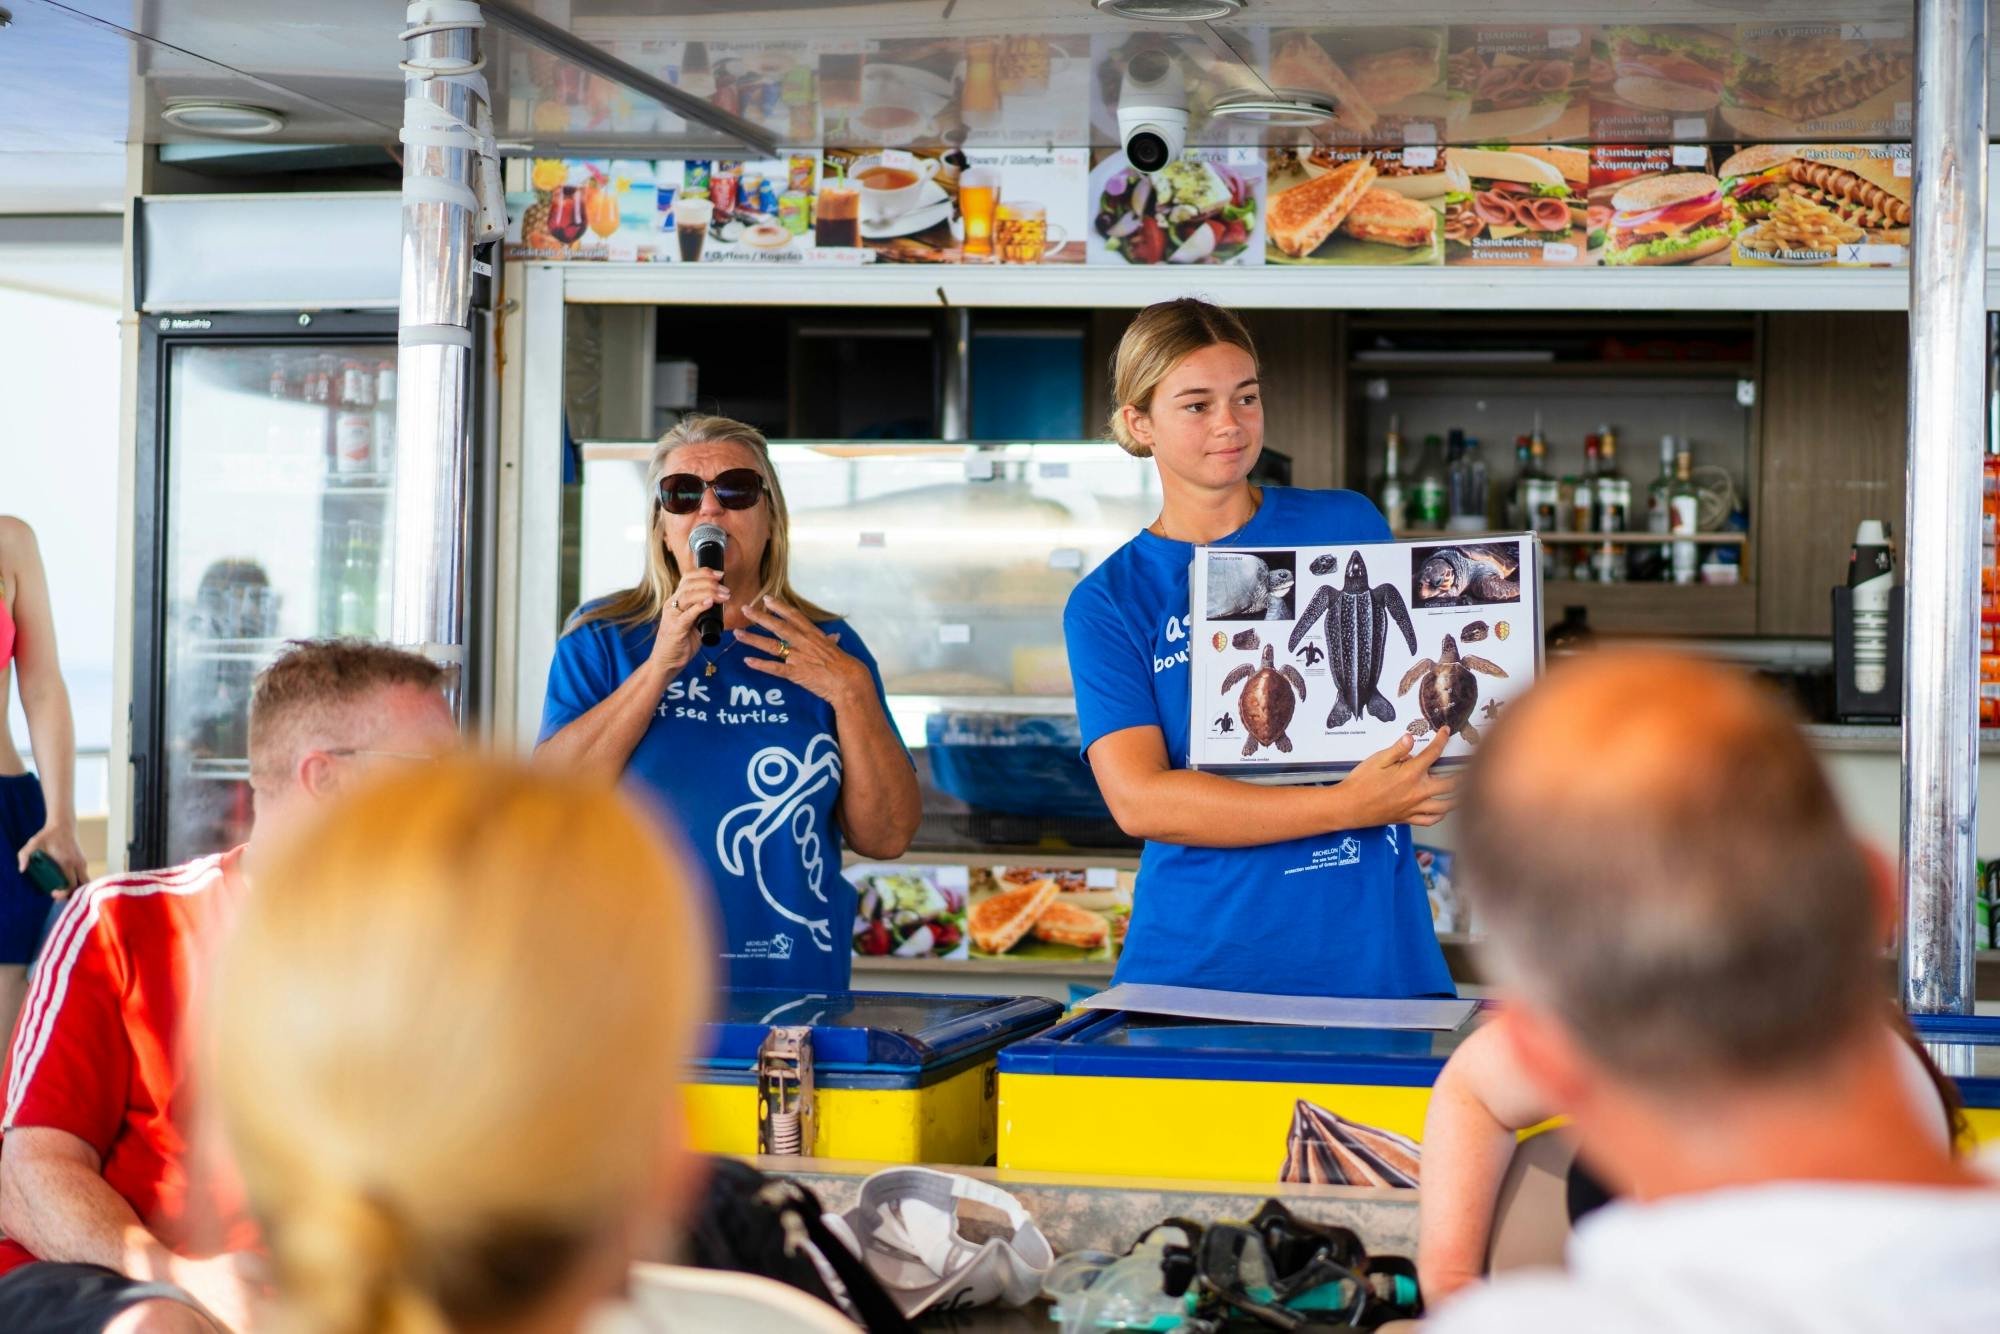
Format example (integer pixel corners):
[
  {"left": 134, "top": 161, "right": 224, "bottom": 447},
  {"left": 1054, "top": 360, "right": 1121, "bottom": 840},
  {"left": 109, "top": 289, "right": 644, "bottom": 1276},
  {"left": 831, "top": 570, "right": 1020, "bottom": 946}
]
[
  {"left": 273, "top": 1186, "right": 448, "bottom": 1334},
  {"left": 209, "top": 759, "right": 714, "bottom": 1334}
]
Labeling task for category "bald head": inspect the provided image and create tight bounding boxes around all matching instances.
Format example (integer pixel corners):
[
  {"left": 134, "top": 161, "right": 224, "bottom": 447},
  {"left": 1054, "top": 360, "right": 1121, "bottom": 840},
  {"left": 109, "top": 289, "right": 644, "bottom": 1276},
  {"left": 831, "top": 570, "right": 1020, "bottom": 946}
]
[{"left": 1459, "top": 651, "right": 1881, "bottom": 1091}]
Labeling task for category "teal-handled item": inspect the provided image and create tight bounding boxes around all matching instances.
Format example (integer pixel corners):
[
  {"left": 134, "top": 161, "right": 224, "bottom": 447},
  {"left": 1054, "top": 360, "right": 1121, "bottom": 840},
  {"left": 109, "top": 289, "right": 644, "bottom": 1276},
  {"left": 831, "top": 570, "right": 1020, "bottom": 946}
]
[{"left": 24, "top": 850, "right": 70, "bottom": 896}]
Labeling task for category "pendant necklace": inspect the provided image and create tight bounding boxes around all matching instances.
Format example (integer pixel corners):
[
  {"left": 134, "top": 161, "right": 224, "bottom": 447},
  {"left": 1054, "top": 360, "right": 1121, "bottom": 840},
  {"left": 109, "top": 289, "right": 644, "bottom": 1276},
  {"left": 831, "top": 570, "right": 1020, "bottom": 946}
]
[{"left": 700, "top": 636, "right": 740, "bottom": 677}]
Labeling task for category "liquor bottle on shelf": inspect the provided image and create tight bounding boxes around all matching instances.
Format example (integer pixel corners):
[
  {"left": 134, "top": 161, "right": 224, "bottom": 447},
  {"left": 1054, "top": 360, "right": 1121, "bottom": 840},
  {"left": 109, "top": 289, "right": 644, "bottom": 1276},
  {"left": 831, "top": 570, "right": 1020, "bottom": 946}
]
[
  {"left": 1448, "top": 434, "right": 1489, "bottom": 533},
  {"left": 1411, "top": 433, "right": 1448, "bottom": 531},
  {"left": 332, "top": 360, "right": 375, "bottom": 475},
  {"left": 1641, "top": 434, "right": 1678, "bottom": 582},
  {"left": 1669, "top": 449, "right": 1700, "bottom": 585},
  {"left": 1506, "top": 436, "right": 1531, "bottom": 528},
  {"left": 1519, "top": 431, "right": 1560, "bottom": 537},
  {"left": 371, "top": 360, "right": 398, "bottom": 471},
  {"left": 1592, "top": 427, "right": 1631, "bottom": 584},
  {"left": 1572, "top": 434, "right": 1600, "bottom": 579},
  {"left": 334, "top": 522, "right": 380, "bottom": 638},
  {"left": 1377, "top": 414, "right": 1408, "bottom": 531}
]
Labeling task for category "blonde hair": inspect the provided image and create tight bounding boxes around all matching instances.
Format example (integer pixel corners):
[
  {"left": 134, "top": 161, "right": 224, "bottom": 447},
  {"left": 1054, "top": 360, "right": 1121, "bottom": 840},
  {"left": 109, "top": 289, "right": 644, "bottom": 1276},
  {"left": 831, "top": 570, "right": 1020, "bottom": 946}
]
[
  {"left": 569, "top": 414, "right": 834, "bottom": 633},
  {"left": 1107, "top": 298, "right": 1260, "bottom": 457},
  {"left": 208, "top": 759, "right": 713, "bottom": 1334},
  {"left": 247, "top": 640, "right": 449, "bottom": 796}
]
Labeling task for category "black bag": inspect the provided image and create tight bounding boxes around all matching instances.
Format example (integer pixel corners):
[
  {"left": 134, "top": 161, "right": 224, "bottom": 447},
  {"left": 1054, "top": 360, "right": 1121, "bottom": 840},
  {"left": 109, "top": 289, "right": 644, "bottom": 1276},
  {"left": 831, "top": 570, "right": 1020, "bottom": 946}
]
[{"left": 685, "top": 1157, "right": 915, "bottom": 1334}]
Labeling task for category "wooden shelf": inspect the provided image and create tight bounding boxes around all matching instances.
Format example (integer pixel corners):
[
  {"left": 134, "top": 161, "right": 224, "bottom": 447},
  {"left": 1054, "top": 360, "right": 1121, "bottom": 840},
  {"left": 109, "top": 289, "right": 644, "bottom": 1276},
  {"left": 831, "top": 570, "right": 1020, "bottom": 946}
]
[
  {"left": 1542, "top": 580, "right": 1759, "bottom": 637},
  {"left": 1533, "top": 533, "right": 1746, "bottom": 546},
  {"left": 1352, "top": 359, "right": 1753, "bottom": 378}
]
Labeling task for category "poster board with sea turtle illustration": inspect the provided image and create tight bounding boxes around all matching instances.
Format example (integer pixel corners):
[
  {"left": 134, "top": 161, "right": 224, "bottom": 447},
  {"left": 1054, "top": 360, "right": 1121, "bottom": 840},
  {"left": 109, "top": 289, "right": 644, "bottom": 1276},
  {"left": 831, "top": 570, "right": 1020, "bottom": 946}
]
[{"left": 1188, "top": 534, "right": 1543, "bottom": 780}]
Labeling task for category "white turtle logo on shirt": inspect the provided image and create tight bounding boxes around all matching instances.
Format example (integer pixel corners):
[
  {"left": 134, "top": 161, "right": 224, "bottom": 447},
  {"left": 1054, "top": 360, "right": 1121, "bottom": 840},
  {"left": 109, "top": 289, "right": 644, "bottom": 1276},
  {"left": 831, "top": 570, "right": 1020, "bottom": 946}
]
[{"left": 716, "top": 734, "right": 843, "bottom": 954}]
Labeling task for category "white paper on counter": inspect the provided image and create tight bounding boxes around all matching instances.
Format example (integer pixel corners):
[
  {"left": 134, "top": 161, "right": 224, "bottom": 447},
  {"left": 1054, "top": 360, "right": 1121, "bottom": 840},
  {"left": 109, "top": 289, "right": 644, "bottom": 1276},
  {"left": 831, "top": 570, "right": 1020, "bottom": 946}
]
[{"left": 1079, "top": 983, "right": 1477, "bottom": 1031}]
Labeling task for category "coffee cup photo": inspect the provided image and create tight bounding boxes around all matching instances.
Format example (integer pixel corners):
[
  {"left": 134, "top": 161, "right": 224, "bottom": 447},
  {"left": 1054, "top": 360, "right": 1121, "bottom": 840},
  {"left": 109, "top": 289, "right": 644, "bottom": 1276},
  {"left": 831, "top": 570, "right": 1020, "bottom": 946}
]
[{"left": 854, "top": 155, "right": 942, "bottom": 224}]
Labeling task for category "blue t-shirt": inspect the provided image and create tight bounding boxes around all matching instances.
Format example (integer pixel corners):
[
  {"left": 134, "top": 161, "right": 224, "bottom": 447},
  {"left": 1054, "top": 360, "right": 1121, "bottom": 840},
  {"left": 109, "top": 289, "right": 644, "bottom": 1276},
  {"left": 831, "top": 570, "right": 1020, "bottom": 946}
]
[
  {"left": 540, "top": 608, "right": 900, "bottom": 992},
  {"left": 1063, "top": 486, "right": 1455, "bottom": 999}
]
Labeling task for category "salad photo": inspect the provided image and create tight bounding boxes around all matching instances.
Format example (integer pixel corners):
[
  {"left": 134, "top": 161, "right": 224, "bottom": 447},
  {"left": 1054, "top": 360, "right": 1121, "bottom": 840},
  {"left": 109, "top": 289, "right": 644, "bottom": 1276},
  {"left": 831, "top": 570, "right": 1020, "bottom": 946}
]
[
  {"left": 1087, "top": 150, "right": 1264, "bottom": 266},
  {"left": 849, "top": 865, "right": 969, "bottom": 960}
]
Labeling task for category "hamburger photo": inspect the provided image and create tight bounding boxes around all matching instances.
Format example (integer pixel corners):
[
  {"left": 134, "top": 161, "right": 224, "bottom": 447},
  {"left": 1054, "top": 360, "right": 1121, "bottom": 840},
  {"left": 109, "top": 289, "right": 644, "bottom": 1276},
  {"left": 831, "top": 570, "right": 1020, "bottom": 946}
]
[{"left": 1602, "top": 172, "right": 1737, "bottom": 266}]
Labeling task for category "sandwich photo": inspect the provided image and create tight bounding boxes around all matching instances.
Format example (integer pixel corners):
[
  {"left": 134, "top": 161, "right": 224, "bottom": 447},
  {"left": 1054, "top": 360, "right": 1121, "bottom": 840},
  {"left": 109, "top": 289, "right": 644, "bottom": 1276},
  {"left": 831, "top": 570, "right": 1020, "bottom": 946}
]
[
  {"left": 965, "top": 866, "right": 1127, "bottom": 960},
  {"left": 1267, "top": 155, "right": 1377, "bottom": 259},
  {"left": 1441, "top": 145, "right": 1589, "bottom": 266},
  {"left": 1601, "top": 172, "right": 1737, "bottom": 266},
  {"left": 1718, "top": 144, "right": 1911, "bottom": 245},
  {"left": 1303, "top": 26, "right": 1456, "bottom": 140},
  {"left": 1268, "top": 31, "right": 1376, "bottom": 138},
  {"left": 1268, "top": 148, "right": 1455, "bottom": 264},
  {"left": 1722, "top": 27, "right": 1913, "bottom": 140},
  {"left": 1599, "top": 24, "right": 1731, "bottom": 114},
  {"left": 1447, "top": 29, "right": 1587, "bottom": 143}
]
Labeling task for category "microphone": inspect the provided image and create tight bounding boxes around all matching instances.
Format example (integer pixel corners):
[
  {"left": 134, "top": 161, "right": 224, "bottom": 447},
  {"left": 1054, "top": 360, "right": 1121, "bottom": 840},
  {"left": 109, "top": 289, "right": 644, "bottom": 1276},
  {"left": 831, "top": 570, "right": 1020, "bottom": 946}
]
[{"left": 689, "top": 523, "right": 728, "bottom": 648}]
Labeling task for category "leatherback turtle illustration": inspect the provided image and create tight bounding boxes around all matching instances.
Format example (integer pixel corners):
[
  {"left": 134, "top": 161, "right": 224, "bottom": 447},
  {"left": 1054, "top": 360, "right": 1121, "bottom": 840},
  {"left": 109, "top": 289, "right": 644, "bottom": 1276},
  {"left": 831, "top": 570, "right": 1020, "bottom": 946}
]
[
  {"left": 1399, "top": 633, "right": 1509, "bottom": 744},
  {"left": 1416, "top": 547, "right": 1520, "bottom": 607},
  {"left": 1221, "top": 645, "right": 1308, "bottom": 758},
  {"left": 1298, "top": 642, "right": 1325, "bottom": 668},
  {"left": 1289, "top": 550, "right": 1417, "bottom": 729},
  {"left": 1206, "top": 552, "right": 1296, "bottom": 620}
]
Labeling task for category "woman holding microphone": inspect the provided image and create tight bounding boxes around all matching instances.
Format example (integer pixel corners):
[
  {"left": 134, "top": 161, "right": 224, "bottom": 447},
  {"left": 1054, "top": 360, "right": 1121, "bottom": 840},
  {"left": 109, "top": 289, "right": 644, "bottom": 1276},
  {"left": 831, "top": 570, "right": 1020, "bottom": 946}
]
[
  {"left": 1065, "top": 299, "right": 1454, "bottom": 998},
  {"left": 538, "top": 415, "right": 919, "bottom": 992}
]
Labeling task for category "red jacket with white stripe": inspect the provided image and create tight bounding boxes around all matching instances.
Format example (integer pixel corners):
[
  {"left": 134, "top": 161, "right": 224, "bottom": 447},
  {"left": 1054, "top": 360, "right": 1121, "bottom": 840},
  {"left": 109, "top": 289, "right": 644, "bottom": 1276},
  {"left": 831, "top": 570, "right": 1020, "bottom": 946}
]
[{"left": 0, "top": 849, "right": 255, "bottom": 1274}]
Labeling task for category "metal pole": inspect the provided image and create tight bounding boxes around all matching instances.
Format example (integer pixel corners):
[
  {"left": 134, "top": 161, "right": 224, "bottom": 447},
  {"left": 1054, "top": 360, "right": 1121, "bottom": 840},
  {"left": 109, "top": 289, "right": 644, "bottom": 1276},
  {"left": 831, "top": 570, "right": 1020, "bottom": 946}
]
[
  {"left": 393, "top": 1, "right": 490, "bottom": 675},
  {"left": 1902, "top": 0, "right": 1987, "bottom": 1014},
  {"left": 941, "top": 307, "right": 972, "bottom": 441}
]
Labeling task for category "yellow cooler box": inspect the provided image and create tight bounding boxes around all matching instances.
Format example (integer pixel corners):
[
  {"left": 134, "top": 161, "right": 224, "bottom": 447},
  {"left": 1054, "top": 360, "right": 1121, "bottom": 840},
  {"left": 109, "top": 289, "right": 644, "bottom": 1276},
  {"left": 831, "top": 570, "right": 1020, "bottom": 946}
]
[
  {"left": 1000, "top": 1010, "right": 2000, "bottom": 1185},
  {"left": 999, "top": 1008, "right": 1473, "bottom": 1187},
  {"left": 689, "top": 990, "right": 1062, "bottom": 1166}
]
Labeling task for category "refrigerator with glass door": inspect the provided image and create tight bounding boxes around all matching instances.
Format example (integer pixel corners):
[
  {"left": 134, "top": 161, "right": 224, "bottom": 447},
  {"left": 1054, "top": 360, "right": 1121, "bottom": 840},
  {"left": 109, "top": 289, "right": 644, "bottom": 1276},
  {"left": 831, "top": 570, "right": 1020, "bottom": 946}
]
[{"left": 129, "top": 311, "right": 449, "bottom": 868}]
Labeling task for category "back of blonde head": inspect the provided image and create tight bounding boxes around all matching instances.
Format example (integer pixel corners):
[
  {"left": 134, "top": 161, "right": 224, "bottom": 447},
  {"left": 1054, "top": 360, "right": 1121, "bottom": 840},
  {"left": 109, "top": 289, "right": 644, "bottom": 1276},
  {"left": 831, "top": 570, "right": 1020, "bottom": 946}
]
[
  {"left": 1107, "top": 298, "right": 1260, "bottom": 457},
  {"left": 209, "top": 759, "right": 713, "bottom": 1334}
]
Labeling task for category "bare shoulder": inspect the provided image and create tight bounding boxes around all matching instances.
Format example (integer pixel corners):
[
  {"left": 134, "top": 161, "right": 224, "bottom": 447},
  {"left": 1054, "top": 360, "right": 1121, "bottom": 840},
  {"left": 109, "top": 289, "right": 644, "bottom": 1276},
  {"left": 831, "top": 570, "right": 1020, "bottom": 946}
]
[{"left": 0, "top": 515, "right": 38, "bottom": 565}]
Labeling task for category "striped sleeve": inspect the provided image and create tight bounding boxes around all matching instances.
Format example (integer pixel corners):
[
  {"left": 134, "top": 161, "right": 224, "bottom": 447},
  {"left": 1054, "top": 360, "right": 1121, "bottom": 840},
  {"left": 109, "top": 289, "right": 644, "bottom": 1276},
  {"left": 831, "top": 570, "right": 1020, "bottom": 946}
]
[{"left": 0, "top": 874, "right": 147, "bottom": 1155}]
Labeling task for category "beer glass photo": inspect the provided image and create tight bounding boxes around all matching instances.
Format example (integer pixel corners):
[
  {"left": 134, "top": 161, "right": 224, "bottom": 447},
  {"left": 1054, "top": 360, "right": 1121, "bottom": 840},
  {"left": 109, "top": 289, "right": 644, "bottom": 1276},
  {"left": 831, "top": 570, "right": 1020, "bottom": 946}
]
[
  {"left": 961, "top": 168, "right": 1001, "bottom": 258},
  {"left": 995, "top": 200, "right": 1067, "bottom": 263}
]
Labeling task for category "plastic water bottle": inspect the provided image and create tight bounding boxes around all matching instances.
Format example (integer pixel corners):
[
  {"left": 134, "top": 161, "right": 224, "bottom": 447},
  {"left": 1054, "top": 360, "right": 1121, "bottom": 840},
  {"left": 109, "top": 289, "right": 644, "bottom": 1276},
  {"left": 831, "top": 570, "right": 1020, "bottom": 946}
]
[{"left": 1848, "top": 519, "right": 1895, "bottom": 695}]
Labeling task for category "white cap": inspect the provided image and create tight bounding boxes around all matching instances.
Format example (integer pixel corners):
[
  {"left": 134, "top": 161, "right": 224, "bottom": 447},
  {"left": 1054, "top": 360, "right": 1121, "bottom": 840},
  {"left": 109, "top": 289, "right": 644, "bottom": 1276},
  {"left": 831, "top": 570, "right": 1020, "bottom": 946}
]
[{"left": 1854, "top": 519, "right": 1889, "bottom": 545}]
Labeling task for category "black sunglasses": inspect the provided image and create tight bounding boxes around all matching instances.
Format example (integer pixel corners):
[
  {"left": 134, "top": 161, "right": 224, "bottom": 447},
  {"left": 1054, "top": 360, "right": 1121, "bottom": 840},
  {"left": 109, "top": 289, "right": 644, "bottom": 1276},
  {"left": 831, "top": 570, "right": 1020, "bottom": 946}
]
[{"left": 658, "top": 468, "right": 766, "bottom": 515}]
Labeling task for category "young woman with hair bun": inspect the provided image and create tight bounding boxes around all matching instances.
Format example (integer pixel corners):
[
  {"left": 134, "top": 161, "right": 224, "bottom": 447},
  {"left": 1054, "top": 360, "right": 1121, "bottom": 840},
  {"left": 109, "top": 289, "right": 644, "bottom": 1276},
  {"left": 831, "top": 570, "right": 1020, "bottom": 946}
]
[
  {"left": 206, "top": 758, "right": 714, "bottom": 1334},
  {"left": 1064, "top": 298, "right": 1455, "bottom": 999}
]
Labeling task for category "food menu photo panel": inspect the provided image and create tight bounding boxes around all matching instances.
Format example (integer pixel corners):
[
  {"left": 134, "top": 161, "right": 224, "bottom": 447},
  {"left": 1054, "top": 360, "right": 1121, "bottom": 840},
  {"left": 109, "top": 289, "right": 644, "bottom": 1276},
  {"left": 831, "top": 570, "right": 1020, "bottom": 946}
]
[
  {"left": 822, "top": 146, "right": 965, "bottom": 264},
  {"left": 958, "top": 147, "right": 1090, "bottom": 265},
  {"left": 1718, "top": 21, "right": 1913, "bottom": 143},
  {"left": 1590, "top": 144, "right": 1735, "bottom": 267},
  {"left": 1188, "top": 536, "right": 1543, "bottom": 779},
  {"left": 507, "top": 159, "right": 672, "bottom": 262},
  {"left": 1441, "top": 146, "right": 1590, "bottom": 267},
  {"left": 850, "top": 864, "right": 970, "bottom": 961},
  {"left": 1590, "top": 23, "right": 1732, "bottom": 143},
  {"left": 1264, "top": 147, "right": 1445, "bottom": 267},
  {"left": 965, "top": 866, "right": 1131, "bottom": 963},
  {"left": 1294, "top": 25, "right": 1456, "bottom": 146},
  {"left": 1087, "top": 147, "right": 1264, "bottom": 266},
  {"left": 1447, "top": 23, "right": 1592, "bottom": 146},
  {"left": 1724, "top": 143, "right": 1911, "bottom": 269}
]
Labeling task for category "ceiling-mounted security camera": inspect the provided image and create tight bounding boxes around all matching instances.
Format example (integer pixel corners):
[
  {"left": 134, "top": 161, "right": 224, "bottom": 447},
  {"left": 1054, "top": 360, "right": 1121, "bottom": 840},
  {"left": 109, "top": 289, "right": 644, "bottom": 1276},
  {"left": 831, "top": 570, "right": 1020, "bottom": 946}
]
[{"left": 1118, "top": 48, "right": 1189, "bottom": 174}]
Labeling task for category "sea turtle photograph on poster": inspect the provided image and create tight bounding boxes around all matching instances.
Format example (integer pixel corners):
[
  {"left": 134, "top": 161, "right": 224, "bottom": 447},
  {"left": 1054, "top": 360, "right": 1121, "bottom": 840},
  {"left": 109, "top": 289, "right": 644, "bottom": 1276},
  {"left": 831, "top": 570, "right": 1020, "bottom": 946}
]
[{"left": 1188, "top": 534, "right": 1544, "bottom": 780}]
